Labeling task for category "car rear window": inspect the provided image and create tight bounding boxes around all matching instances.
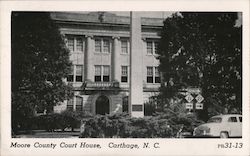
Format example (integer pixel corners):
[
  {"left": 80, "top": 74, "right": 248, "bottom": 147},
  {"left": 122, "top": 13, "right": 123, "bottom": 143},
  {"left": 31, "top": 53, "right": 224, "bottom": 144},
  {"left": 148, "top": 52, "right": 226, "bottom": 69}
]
[
  {"left": 228, "top": 117, "right": 237, "bottom": 122},
  {"left": 207, "top": 117, "right": 222, "bottom": 123},
  {"left": 239, "top": 117, "right": 242, "bottom": 122}
]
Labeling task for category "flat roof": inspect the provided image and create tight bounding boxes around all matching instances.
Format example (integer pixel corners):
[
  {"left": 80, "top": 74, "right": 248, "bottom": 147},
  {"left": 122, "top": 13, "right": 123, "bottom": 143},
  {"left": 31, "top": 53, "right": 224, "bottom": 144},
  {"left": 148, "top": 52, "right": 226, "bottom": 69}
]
[{"left": 50, "top": 12, "right": 164, "bottom": 27}]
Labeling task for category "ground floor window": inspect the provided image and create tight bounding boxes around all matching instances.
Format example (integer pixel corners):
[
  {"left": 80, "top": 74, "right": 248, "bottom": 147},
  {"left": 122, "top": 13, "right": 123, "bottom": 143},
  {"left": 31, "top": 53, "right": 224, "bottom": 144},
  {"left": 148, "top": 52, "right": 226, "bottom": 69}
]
[
  {"left": 75, "top": 96, "right": 83, "bottom": 111},
  {"left": 67, "top": 96, "right": 83, "bottom": 111},
  {"left": 67, "top": 98, "right": 74, "bottom": 111}
]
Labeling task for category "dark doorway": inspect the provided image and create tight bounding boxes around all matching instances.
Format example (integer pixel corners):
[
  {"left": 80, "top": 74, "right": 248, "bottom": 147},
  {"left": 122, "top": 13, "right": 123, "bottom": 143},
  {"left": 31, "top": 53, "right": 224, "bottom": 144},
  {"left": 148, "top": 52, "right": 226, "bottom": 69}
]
[
  {"left": 122, "top": 96, "right": 128, "bottom": 113},
  {"left": 96, "top": 95, "right": 110, "bottom": 115}
]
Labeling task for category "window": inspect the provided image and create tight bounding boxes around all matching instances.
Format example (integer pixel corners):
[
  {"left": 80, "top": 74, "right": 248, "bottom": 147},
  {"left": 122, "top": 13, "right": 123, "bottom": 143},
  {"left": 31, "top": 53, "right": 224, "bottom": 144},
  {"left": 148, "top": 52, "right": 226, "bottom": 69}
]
[
  {"left": 121, "top": 40, "right": 129, "bottom": 54},
  {"left": 155, "top": 67, "right": 161, "bottom": 83},
  {"left": 67, "top": 66, "right": 74, "bottom": 82},
  {"left": 67, "top": 98, "right": 74, "bottom": 111},
  {"left": 67, "top": 65, "right": 83, "bottom": 82},
  {"left": 228, "top": 117, "right": 238, "bottom": 122},
  {"left": 239, "top": 117, "right": 242, "bottom": 122},
  {"left": 94, "top": 65, "right": 110, "bottom": 82},
  {"left": 207, "top": 117, "right": 222, "bottom": 123},
  {"left": 154, "top": 42, "right": 159, "bottom": 54},
  {"left": 95, "top": 65, "right": 102, "bottom": 82},
  {"left": 76, "top": 38, "right": 84, "bottom": 52},
  {"left": 147, "top": 66, "right": 161, "bottom": 84},
  {"left": 121, "top": 66, "right": 128, "bottom": 82},
  {"left": 95, "top": 39, "right": 102, "bottom": 52},
  {"left": 75, "top": 96, "right": 83, "bottom": 111},
  {"left": 95, "top": 38, "right": 111, "bottom": 53},
  {"left": 103, "top": 66, "right": 110, "bottom": 82},
  {"left": 146, "top": 40, "right": 159, "bottom": 55},
  {"left": 67, "top": 38, "right": 74, "bottom": 51},
  {"left": 147, "top": 42, "right": 153, "bottom": 55},
  {"left": 67, "top": 36, "right": 85, "bottom": 52},
  {"left": 75, "top": 65, "right": 83, "bottom": 82},
  {"left": 147, "top": 67, "right": 153, "bottom": 83},
  {"left": 103, "top": 40, "right": 110, "bottom": 53}
]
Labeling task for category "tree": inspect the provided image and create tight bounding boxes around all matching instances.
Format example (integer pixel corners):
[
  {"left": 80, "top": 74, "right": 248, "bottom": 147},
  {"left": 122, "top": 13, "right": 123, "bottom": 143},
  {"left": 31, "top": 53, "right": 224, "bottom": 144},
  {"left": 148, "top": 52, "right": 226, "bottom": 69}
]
[
  {"left": 11, "top": 12, "right": 73, "bottom": 132},
  {"left": 158, "top": 12, "right": 242, "bottom": 120}
]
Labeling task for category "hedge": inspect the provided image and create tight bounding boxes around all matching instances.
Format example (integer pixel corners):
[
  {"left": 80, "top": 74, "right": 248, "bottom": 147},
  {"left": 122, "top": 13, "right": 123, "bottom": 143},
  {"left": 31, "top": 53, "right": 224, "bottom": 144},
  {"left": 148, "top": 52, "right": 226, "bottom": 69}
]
[
  {"left": 29, "top": 110, "right": 92, "bottom": 132},
  {"left": 79, "top": 112, "right": 204, "bottom": 138}
]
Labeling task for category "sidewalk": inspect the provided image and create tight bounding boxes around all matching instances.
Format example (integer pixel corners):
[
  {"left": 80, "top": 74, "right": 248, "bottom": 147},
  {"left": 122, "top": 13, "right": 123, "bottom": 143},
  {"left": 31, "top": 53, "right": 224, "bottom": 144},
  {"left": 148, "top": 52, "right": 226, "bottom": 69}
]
[{"left": 14, "top": 129, "right": 80, "bottom": 138}]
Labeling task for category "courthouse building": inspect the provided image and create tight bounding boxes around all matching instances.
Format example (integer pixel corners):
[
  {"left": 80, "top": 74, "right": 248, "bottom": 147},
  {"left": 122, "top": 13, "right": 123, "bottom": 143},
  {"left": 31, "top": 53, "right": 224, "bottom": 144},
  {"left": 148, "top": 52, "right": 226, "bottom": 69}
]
[{"left": 51, "top": 12, "right": 164, "bottom": 115}]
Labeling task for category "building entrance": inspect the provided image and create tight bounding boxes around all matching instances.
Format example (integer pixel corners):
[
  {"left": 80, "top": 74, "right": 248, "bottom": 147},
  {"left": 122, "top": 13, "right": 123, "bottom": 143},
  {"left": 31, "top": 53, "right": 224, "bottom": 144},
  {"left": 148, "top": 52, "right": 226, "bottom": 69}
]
[{"left": 96, "top": 95, "right": 110, "bottom": 115}]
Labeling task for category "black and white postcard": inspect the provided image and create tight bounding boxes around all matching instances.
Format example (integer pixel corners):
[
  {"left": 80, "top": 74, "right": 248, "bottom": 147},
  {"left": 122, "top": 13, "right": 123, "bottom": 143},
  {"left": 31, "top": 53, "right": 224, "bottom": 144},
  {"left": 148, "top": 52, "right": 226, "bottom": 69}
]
[{"left": 1, "top": 0, "right": 249, "bottom": 155}]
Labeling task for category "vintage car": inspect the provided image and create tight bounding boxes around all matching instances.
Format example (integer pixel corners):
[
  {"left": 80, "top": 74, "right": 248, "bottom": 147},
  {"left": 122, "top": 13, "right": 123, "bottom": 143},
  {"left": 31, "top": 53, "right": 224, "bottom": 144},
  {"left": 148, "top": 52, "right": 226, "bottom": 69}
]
[{"left": 193, "top": 114, "right": 242, "bottom": 138}]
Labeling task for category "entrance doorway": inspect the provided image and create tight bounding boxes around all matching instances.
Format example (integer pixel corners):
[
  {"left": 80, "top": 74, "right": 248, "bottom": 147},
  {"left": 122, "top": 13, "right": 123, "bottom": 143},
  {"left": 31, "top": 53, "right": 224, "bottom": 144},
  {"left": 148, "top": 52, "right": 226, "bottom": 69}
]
[{"left": 95, "top": 95, "right": 110, "bottom": 115}]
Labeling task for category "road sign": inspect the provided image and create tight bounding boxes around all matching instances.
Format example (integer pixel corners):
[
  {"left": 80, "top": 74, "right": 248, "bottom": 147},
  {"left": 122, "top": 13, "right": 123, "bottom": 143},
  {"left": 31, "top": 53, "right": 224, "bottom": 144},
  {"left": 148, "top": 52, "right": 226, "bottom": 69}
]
[
  {"left": 185, "top": 103, "right": 193, "bottom": 109},
  {"left": 195, "top": 94, "right": 204, "bottom": 103},
  {"left": 185, "top": 94, "right": 194, "bottom": 103},
  {"left": 183, "top": 88, "right": 201, "bottom": 94},
  {"left": 196, "top": 103, "right": 203, "bottom": 109}
]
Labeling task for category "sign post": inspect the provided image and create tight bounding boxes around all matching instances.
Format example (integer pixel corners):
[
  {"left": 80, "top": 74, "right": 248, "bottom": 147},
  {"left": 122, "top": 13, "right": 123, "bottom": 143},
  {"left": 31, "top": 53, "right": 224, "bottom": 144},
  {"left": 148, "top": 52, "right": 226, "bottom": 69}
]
[{"left": 184, "top": 88, "right": 204, "bottom": 113}]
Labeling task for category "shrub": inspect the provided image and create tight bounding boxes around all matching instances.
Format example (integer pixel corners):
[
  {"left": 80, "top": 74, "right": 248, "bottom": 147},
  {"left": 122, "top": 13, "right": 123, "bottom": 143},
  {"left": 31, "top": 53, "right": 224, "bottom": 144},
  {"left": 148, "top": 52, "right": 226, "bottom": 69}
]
[
  {"left": 79, "top": 112, "right": 204, "bottom": 138},
  {"left": 79, "top": 113, "right": 173, "bottom": 138},
  {"left": 153, "top": 111, "right": 205, "bottom": 136},
  {"left": 31, "top": 110, "right": 92, "bottom": 131}
]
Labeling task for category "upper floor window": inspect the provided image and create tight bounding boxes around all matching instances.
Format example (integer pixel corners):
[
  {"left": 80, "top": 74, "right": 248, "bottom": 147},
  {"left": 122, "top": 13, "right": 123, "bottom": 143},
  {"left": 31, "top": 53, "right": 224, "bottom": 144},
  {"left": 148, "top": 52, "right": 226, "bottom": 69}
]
[
  {"left": 147, "top": 66, "right": 161, "bottom": 84},
  {"left": 147, "top": 42, "right": 153, "bottom": 55},
  {"left": 94, "top": 65, "right": 102, "bottom": 82},
  {"left": 121, "top": 66, "right": 128, "bottom": 83},
  {"left": 103, "top": 40, "right": 110, "bottom": 53},
  {"left": 67, "top": 65, "right": 83, "bottom": 82},
  {"left": 154, "top": 42, "right": 159, "bottom": 54},
  {"left": 103, "top": 65, "right": 110, "bottom": 82},
  {"left": 76, "top": 38, "right": 84, "bottom": 52},
  {"left": 121, "top": 40, "right": 129, "bottom": 54},
  {"left": 147, "top": 67, "right": 153, "bottom": 83},
  {"left": 67, "top": 66, "right": 74, "bottom": 82},
  {"left": 67, "top": 38, "right": 74, "bottom": 51},
  {"left": 95, "top": 65, "right": 110, "bottom": 82},
  {"left": 146, "top": 40, "right": 159, "bottom": 55},
  {"left": 155, "top": 67, "right": 161, "bottom": 83},
  {"left": 75, "top": 65, "right": 83, "bottom": 82},
  {"left": 67, "top": 36, "right": 85, "bottom": 53},
  {"left": 95, "top": 38, "right": 111, "bottom": 53},
  {"left": 95, "top": 39, "right": 102, "bottom": 53}
]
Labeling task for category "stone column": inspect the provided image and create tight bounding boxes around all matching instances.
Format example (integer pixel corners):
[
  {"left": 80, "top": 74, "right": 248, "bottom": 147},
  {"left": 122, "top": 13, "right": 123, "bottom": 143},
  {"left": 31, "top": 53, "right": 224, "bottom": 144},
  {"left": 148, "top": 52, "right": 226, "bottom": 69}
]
[
  {"left": 112, "top": 36, "right": 120, "bottom": 82},
  {"left": 85, "top": 35, "right": 93, "bottom": 82}
]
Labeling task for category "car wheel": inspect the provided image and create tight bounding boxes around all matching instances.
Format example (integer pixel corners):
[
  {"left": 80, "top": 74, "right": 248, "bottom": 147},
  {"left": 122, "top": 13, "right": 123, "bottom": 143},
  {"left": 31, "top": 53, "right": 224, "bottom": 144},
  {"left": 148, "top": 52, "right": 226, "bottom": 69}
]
[{"left": 220, "top": 132, "right": 229, "bottom": 138}]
